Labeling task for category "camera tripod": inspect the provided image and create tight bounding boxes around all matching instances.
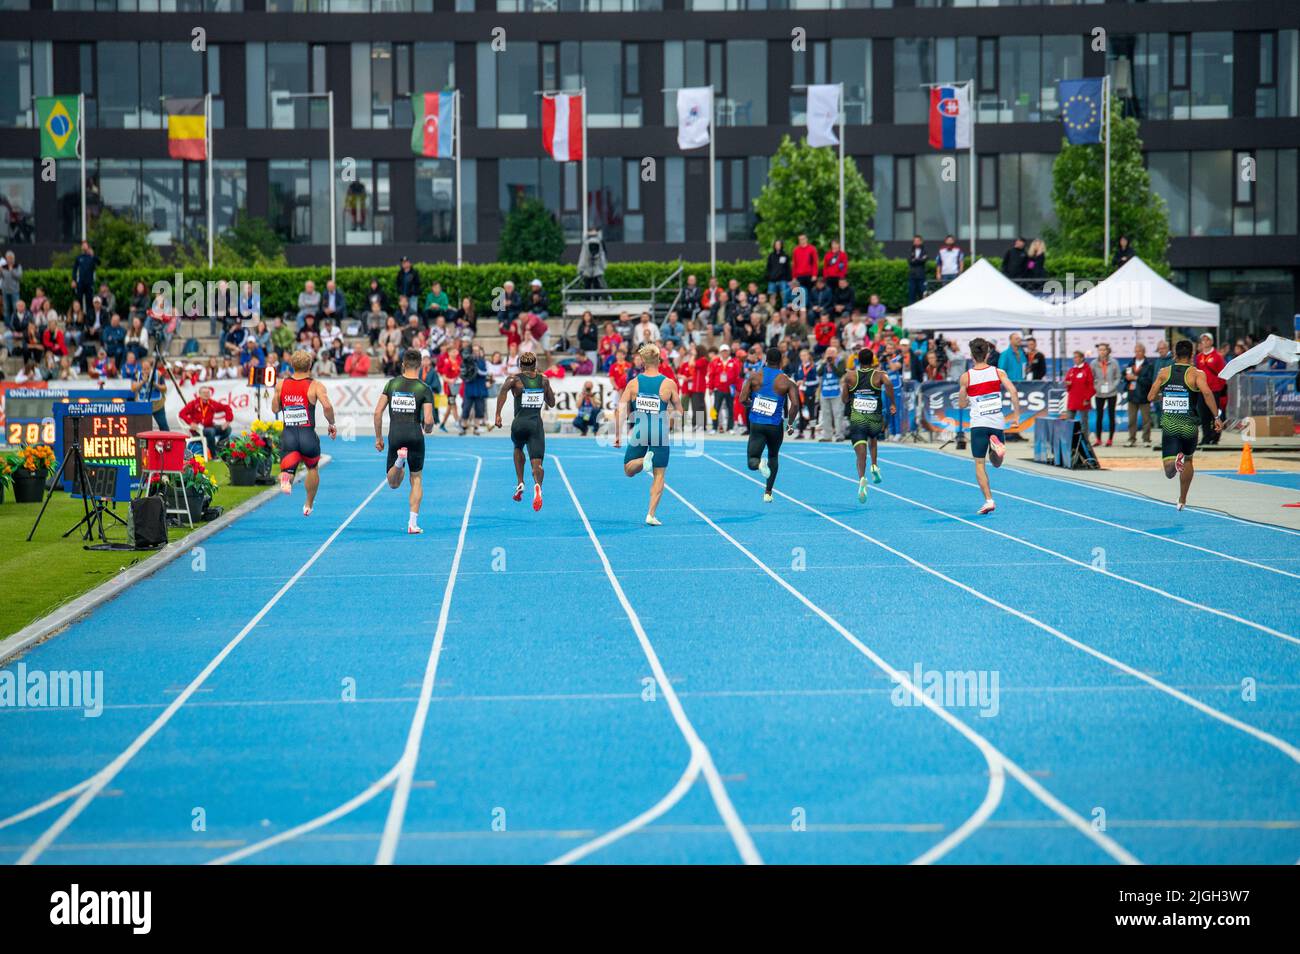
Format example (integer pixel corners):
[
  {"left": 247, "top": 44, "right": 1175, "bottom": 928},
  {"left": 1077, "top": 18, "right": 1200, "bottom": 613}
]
[{"left": 27, "top": 414, "right": 127, "bottom": 545}]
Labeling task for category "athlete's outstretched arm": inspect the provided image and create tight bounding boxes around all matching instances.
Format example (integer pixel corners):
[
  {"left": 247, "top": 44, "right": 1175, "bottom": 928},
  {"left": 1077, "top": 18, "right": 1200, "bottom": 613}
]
[
  {"left": 613, "top": 377, "right": 638, "bottom": 448},
  {"left": 373, "top": 393, "right": 389, "bottom": 450},
  {"left": 493, "top": 375, "right": 515, "bottom": 428},
  {"left": 1147, "top": 367, "right": 1169, "bottom": 404},
  {"left": 881, "top": 371, "right": 897, "bottom": 416},
  {"left": 1193, "top": 368, "right": 1223, "bottom": 426},
  {"left": 997, "top": 368, "right": 1021, "bottom": 418},
  {"left": 314, "top": 381, "right": 338, "bottom": 439},
  {"left": 738, "top": 372, "right": 754, "bottom": 404},
  {"left": 543, "top": 375, "right": 557, "bottom": 408}
]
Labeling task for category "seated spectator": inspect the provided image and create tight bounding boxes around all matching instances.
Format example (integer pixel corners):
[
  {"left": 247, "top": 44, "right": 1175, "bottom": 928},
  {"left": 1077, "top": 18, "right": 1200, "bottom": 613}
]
[
  {"left": 364, "top": 278, "right": 388, "bottom": 314},
  {"left": 102, "top": 313, "right": 126, "bottom": 367},
  {"left": 296, "top": 280, "right": 321, "bottom": 331},
  {"left": 240, "top": 336, "right": 267, "bottom": 369},
  {"left": 129, "top": 281, "right": 150, "bottom": 322},
  {"left": 680, "top": 274, "right": 703, "bottom": 320},
  {"left": 319, "top": 279, "right": 347, "bottom": 328},
  {"left": 659, "top": 310, "right": 685, "bottom": 347},
  {"left": 525, "top": 279, "right": 549, "bottom": 317},
  {"left": 423, "top": 281, "right": 450, "bottom": 323},
  {"left": 365, "top": 300, "right": 389, "bottom": 349},
  {"left": 812, "top": 314, "right": 837, "bottom": 357},
  {"left": 831, "top": 277, "right": 855, "bottom": 320},
  {"left": 179, "top": 384, "right": 235, "bottom": 453},
  {"left": 382, "top": 342, "right": 402, "bottom": 376},
  {"left": 521, "top": 310, "right": 550, "bottom": 352},
  {"left": 633, "top": 312, "right": 660, "bottom": 347},
  {"left": 396, "top": 256, "right": 421, "bottom": 301},
  {"left": 808, "top": 276, "right": 833, "bottom": 319},
  {"left": 496, "top": 280, "right": 522, "bottom": 334},
  {"left": 238, "top": 281, "right": 261, "bottom": 321},
  {"left": 575, "top": 312, "right": 599, "bottom": 354},
  {"left": 571, "top": 350, "right": 594, "bottom": 375},
  {"left": 345, "top": 341, "right": 372, "bottom": 376}
]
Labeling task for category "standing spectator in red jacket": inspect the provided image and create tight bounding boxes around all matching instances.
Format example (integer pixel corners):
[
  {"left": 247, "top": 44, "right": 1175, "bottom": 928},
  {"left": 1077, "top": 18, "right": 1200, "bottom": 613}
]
[
  {"left": 1194, "top": 333, "right": 1227, "bottom": 445},
  {"left": 345, "top": 342, "right": 371, "bottom": 377},
  {"left": 608, "top": 347, "right": 632, "bottom": 392},
  {"left": 791, "top": 233, "right": 819, "bottom": 292},
  {"left": 812, "top": 315, "right": 838, "bottom": 357},
  {"left": 1064, "top": 351, "right": 1095, "bottom": 428},
  {"left": 822, "top": 239, "right": 849, "bottom": 283},
  {"left": 706, "top": 344, "right": 735, "bottom": 433}
]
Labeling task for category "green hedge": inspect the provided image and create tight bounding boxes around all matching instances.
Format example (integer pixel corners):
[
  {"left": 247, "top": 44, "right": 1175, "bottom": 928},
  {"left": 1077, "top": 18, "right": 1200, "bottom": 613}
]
[{"left": 16, "top": 254, "right": 1110, "bottom": 319}]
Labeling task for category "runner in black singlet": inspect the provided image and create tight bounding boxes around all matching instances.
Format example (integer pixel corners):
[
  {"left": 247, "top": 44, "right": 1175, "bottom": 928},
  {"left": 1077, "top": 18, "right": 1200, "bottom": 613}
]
[
  {"left": 374, "top": 348, "right": 437, "bottom": 533},
  {"left": 493, "top": 350, "right": 555, "bottom": 512}
]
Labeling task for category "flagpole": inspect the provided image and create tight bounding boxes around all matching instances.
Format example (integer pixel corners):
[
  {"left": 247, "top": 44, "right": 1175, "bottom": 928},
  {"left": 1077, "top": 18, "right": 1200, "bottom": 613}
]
[
  {"left": 968, "top": 79, "right": 976, "bottom": 261},
  {"left": 580, "top": 85, "right": 588, "bottom": 248},
  {"left": 838, "top": 81, "right": 845, "bottom": 252},
  {"left": 454, "top": 89, "right": 463, "bottom": 268},
  {"left": 1102, "top": 75, "right": 1111, "bottom": 267},
  {"left": 78, "top": 92, "right": 86, "bottom": 243},
  {"left": 205, "top": 92, "right": 213, "bottom": 269},
  {"left": 709, "top": 84, "right": 716, "bottom": 280}
]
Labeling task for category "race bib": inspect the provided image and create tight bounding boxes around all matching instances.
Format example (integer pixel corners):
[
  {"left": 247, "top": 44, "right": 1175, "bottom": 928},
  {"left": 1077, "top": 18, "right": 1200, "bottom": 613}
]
[
  {"left": 391, "top": 392, "right": 417, "bottom": 414},
  {"left": 521, "top": 389, "right": 544, "bottom": 409},
  {"left": 283, "top": 405, "right": 309, "bottom": 426},
  {"left": 852, "top": 394, "right": 879, "bottom": 414},
  {"left": 1162, "top": 391, "right": 1190, "bottom": 414},
  {"left": 635, "top": 394, "right": 662, "bottom": 414},
  {"left": 752, "top": 396, "right": 779, "bottom": 417},
  {"left": 972, "top": 393, "right": 1002, "bottom": 416}
]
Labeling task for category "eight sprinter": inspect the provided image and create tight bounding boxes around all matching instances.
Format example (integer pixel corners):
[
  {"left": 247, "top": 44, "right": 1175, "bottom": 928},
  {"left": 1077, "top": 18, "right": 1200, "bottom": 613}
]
[
  {"left": 374, "top": 348, "right": 437, "bottom": 533},
  {"left": 494, "top": 350, "right": 555, "bottom": 511},
  {"left": 738, "top": 345, "right": 799, "bottom": 502},
  {"left": 957, "top": 337, "right": 1020, "bottom": 515},
  {"left": 1147, "top": 337, "right": 1223, "bottom": 510},
  {"left": 273, "top": 349, "right": 338, "bottom": 516},
  {"left": 843, "top": 348, "right": 895, "bottom": 503},
  {"left": 615, "top": 344, "right": 683, "bottom": 526}
]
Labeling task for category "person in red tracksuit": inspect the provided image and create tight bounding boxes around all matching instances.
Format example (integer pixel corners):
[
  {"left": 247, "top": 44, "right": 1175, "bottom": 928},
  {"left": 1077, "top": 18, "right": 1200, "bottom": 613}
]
[
  {"left": 685, "top": 346, "right": 709, "bottom": 431},
  {"left": 792, "top": 233, "right": 819, "bottom": 292},
  {"left": 436, "top": 343, "right": 462, "bottom": 431},
  {"left": 707, "top": 344, "right": 736, "bottom": 433},
  {"left": 1064, "top": 351, "right": 1095, "bottom": 430},
  {"left": 1194, "top": 333, "right": 1227, "bottom": 445},
  {"left": 822, "top": 240, "right": 849, "bottom": 283}
]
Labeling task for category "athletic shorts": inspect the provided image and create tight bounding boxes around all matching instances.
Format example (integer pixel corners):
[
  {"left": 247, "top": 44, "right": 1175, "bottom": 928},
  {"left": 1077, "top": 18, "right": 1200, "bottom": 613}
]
[
  {"left": 280, "top": 426, "right": 321, "bottom": 470},
  {"left": 387, "top": 426, "right": 426, "bottom": 473},
  {"left": 848, "top": 422, "right": 885, "bottom": 446},
  {"left": 748, "top": 421, "right": 784, "bottom": 461},
  {"left": 511, "top": 416, "right": 546, "bottom": 460},
  {"left": 624, "top": 437, "right": 669, "bottom": 470},
  {"left": 970, "top": 426, "right": 1003, "bottom": 460},
  {"left": 1161, "top": 430, "right": 1198, "bottom": 460}
]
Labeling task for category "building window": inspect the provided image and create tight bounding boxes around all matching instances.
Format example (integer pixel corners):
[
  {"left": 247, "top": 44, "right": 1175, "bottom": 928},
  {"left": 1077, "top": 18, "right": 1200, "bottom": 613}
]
[
  {"left": 54, "top": 0, "right": 241, "bottom": 8},
  {"left": 540, "top": 41, "right": 643, "bottom": 128},
  {"left": 340, "top": 161, "right": 393, "bottom": 245},
  {"left": 790, "top": 40, "right": 872, "bottom": 126},
  {"left": 0, "top": 160, "right": 34, "bottom": 244},
  {"left": 78, "top": 41, "right": 213, "bottom": 130},
  {"left": 248, "top": 43, "right": 328, "bottom": 130},
  {"left": 1256, "top": 30, "right": 1298, "bottom": 118},
  {"left": 351, "top": 42, "right": 454, "bottom": 130},
  {"left": 665, "top": 157, "right": 685, "bottom": 243},
  {"left": 665, "top": 40, "right": 767, "bottom": 127},
  {"left": 477, "top": 41, "right": 538, "bottom": 129},
  {"left": 269, "top": 159, "right": 331, "bottom": 244},
  {"left": 498, "top": 0, "right": 661, "bottom": 10},
  {"left": 415, "top": 159, "right": 476, "bottom": 244},
  {"left": 1110, "top": 32, "right": 1232, "bottom": 121},
  {"left": 714, "top": 156, "right": 767, "bottom": 241},
  {"left": 0, "top": 41, "right": 51, "bottom": 128}
]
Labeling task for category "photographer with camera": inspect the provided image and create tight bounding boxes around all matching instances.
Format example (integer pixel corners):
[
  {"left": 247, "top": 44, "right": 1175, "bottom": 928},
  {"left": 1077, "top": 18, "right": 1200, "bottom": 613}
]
[{"left": 578, "top": 228, "right": 607, "bottom": 291}]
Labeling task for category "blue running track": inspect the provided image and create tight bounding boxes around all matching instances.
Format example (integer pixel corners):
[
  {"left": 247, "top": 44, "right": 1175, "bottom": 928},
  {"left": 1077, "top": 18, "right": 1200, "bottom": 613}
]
[{"left": 2, "top": 437, "right": 1298, "bottom": 865}]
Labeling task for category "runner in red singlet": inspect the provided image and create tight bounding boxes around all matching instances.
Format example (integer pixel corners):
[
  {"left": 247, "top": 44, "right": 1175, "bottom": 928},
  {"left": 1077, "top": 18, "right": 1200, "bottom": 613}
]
[{"left": 272, "top": 349, "right": 338, "bottom": 516}]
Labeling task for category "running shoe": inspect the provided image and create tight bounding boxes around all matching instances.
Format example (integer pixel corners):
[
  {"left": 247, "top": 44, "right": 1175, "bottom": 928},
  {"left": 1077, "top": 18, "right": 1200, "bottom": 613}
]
[
  {"left": 396, "top": 447, "right": 408, "bottom": 468},
  {"left": 977, "top": 499, "right": 996, "bottom": 515},
  {"left": 279, "top": 472, "right": 293, "bottom": 495},
  {"left": 303, "top": 504, "right": 312, "bottom": 517},
  {"left": 988, "top": 434, "right": 1006, "bottom": 468},
  {"left": 512, "top": 482, "right": 525, "bottom": 502},
  {"left": 758, "top": 459, "right": 770, "bottom": 479},
  {"left": 871, "top": 464, "right": 882, "bottom": 484},
  {"left": 407, "top": 525, "right": 423, "bottom": 534},
  {"left": 532, "top": 484, "right": 543, "bottom": 512},
  {"left": 857, "top": 476, "right": 868, "bottom": 503},
  {"left": 763, "top": 493, "right": 773, "bottom": 503},
  {"left": 645, "top": 514, "right": 662, "bottom": 526},
  {"left": 1176, "top": 501, "right": 1186, "bottom": 512},
  {"left": 1174, "top": 452, "right": 1186, "bottom": 474}
]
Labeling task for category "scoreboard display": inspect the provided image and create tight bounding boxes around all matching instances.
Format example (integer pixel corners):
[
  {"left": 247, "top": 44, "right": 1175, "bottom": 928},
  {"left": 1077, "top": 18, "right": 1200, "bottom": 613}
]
[
  {"left": 53, "top": 398, "right": 153, "bottom": 489},
  {"left": 2, "top": 386, "right": 68, "bottom": 447}
]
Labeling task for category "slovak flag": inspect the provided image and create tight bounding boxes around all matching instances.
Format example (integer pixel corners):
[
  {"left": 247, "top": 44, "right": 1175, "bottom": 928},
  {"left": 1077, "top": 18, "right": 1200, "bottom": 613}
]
[
  {"left": 541, "top": 93, "right": 584, "bottom": 162},
  {"left": 928, "top": 84, "right": 971, "bottom": 150}
]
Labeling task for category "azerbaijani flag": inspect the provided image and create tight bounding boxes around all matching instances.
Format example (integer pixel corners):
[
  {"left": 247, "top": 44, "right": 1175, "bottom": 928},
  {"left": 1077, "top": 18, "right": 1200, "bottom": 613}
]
[
  {"left": 166, "top": 98, "right": 207, "bottom": 160},
  {"left": 541, "top": 93, "right": 583, "bottom": 162},
  {"left": 37, "top": 95, "right": 80, "bottom": 159},
  {"left": 411, "top": 92, "right": 455, "bottom": 158},
  {"left": 928, "top": 84, "right": 971, "bottom": 150}
]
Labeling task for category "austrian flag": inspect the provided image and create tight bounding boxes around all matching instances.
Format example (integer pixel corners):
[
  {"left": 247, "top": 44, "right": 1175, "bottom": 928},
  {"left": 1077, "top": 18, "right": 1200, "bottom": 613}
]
[
  {"left": 541, "top": 93, "right": 584, "bottom": 162},
  {"left": 928, "top": 84, "right": 971, "bottom": 150}
]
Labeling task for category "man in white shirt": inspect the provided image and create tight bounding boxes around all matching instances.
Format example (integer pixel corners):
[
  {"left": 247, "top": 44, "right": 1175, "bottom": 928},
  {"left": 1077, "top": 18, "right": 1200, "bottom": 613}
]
[{"left": 935, "top": 235, "right": 965, "bottom": 285}]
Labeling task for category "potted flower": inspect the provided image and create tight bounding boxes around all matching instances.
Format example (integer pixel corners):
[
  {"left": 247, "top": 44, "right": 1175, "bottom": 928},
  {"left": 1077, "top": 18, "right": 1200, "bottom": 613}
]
[
  {"left": 12, "top": 445, "right": 55, "bottom": 503},
  {"left": 249, "top": 420, "right": 282, "bottom": 483},
  {"left": 0, "top": 452, "right": 19, "bottom": 504},
  {"left": 180, "top": 454, "right": 220, "bottom": 521},
  {"left": 217, "top": 430, "right": 272, "bottom": 486}
]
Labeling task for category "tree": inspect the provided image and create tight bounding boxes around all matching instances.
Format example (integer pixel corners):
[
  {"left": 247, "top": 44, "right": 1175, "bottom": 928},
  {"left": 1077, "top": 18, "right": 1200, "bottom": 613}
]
[
  {"left": 169, "top": 215, "right": 288, "bottom": 269},
  {"left": 50, "top": 209, "right": 162, "bottom": 270},
  {"left": 498, "top": 196, "right": 565, "bottom": 264},
  {"left": 753, "top": 135, "right": 880, "bottom": 258},
  {"left": 1048, "top": 95, "right": 1171, "bottom": 275}
]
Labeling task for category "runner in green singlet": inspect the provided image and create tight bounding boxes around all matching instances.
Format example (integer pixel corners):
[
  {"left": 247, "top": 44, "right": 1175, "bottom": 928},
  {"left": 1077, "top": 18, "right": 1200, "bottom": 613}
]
[
  {"left": 1148, "top": 338, "right": 1222, "bottom": 511},
  {"left": 494, "top": 351, "right": 555, "bottom": 512},
  {"left": 842, "top": 349, "right": 895, "bottom": 503},
  {"left": 374, "top": 348, "right": 436, "bottom": 534}
]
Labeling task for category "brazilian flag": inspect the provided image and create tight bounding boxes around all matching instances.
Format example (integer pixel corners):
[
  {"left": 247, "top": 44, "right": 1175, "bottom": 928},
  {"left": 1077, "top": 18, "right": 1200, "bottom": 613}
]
[{"left": 37, "top": 96, "right": 81, "bottom": 159}]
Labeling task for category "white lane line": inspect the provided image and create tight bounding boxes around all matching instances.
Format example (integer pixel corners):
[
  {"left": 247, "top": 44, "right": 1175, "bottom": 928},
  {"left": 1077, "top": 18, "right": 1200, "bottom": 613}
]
[
  {"left": 0, "top": 779, "right": 92, "bottom": 833},
  {"left": 896, "top": 443, "right": 1300, "bottom": 538},
  {"left": 709, "top": 453, "right": 1300, "bottom": 769},
  {"left": 787, "top": 454, "right": 1300, "bottom": 647},
  {"left": 15, "top": 479, "right": 390, "bottom": 867},
  {"left": 375, "top": 456, "right": 481, "bottom": 865},
  {"left": 554, "top": 457, "right": 763, "bottom": 865},
  {"left": 668, "top": 480, "right": 1048, "bottom": 866},
  {"left": 209, "top": 766, "right": 402, "bottom": 866},
  {"left": 876, "top": 454, "right": 1300, "bottom": 582},
  {"left": 547, "top": 753, "right": 703, "bottom": 866}
]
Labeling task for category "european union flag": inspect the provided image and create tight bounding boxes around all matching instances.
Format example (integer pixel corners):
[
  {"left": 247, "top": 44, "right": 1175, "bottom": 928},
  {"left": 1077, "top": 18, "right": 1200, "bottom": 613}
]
[{"left": 1059, "top": 78, "right": 1104, "bottom": 145}]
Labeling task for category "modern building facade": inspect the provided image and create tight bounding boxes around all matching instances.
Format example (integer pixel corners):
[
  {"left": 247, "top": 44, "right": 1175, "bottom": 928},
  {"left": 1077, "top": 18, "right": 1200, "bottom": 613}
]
[{"left": 0, "top": 0, "right": 1296, "bottom": 338}]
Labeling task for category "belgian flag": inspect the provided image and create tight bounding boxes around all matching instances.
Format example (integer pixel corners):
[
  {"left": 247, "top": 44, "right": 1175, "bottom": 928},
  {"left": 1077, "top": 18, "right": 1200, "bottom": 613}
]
[{"left": 166, "top": 98, "right": 207, "bottom": 161}]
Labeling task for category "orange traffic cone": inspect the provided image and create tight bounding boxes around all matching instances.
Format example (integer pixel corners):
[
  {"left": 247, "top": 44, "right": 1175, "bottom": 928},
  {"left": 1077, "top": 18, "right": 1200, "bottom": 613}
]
[{"left": 1237, "top": 442, "right": 1256, "bottom": 475}]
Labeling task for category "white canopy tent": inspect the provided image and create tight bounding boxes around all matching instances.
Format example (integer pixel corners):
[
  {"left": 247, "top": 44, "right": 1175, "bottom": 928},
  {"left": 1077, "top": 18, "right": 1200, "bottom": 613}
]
[
  {"left": 900, "top": 258, "right": 1060, "bottom": 331},
  {"left": 1061, "top": 256, "right": 1220, "bottom": 329}
]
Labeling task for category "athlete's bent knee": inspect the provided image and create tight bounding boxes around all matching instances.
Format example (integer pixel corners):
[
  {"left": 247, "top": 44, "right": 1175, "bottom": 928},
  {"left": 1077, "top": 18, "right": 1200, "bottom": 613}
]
[{"left": 747, "top": 457, "right": 761, "bottom": 471}]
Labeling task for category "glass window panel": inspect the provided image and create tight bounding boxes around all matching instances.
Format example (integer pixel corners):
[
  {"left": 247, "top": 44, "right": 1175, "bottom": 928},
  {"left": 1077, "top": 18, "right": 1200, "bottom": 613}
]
[
  {"left": 476, "top": 43, "right": 497, "bottom": 128},
  {"left": 371, "top": 42, "right": 393, "bottom": 129},
  {"left": 1252, "top": 149, "right": 1275, "bottom": 235},
  {"left": 0, "top": 42, "right": 34, "bottom": 128},
  {"left": 413, "top": 42, "right": 455, "bottom": 96},
  {"left": 0, "top": 160, "right": 35, "bottom": 244},
  {"left": 723, "top": 40, "right": 766, "bottom": 126},
  {"left": 98, "top": 42, "right": 140, "bottom": 129},
  {"left": 496, "top": 42, "right": 538, "bottom": 129},
  {"left": 266, "top": 44, "right": 309, "bottom": 129},
  {"left": 213, "top": 160, "right": 246, "bottom": 236},
  {"left": 246, "top": 42, "right": 267, "bottom": 129},
  {"left": 893, "top": 38, "right": 932, "bottom": 124},
  {"left": 1147, "top": 151, "right": 1189, "bottom": 236},
  {"left": 871, "top": 155, "right": 894, "bottom": 241},
  {"left": 997, "top": 36, "right": 1038, "bottom": 124},
  {"left": 269, "top": 159, "right": 311, "bottom": 243},
  {"left": 666, "top": 157, "right": 685, "bottom": 243},
  {"left": 1189, "top": 150, "right": 1231, "bottom": 237},
  {"left": 830, "top": 39, "right": 870, "bottom": 124},
  {"left": 351, "top": 43, "right": 371, "bottom": 128},
  {"left": 1278, "top": 149, "right": 1297, "bottom": 234},
  {"left": 141, "top": 160, "right": 183, "bottom": 244},
  {"left": 1188, "top": 32, "right": 1231, "bottom": 119}
]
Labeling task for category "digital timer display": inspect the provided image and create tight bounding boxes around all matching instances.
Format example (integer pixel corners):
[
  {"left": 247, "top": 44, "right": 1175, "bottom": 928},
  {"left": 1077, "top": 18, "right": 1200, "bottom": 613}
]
[{"left": 53, "top": 399, "right": 153, "bottom": 488}]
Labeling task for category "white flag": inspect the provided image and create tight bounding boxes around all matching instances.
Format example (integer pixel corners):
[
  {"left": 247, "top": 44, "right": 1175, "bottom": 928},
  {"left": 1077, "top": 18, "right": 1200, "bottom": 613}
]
[
  {"left": 676, "top": 86, "right": 712, "bottom": 151},
  {"left": 806, "top": 84, "right": 840, "bottom": 148}
]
